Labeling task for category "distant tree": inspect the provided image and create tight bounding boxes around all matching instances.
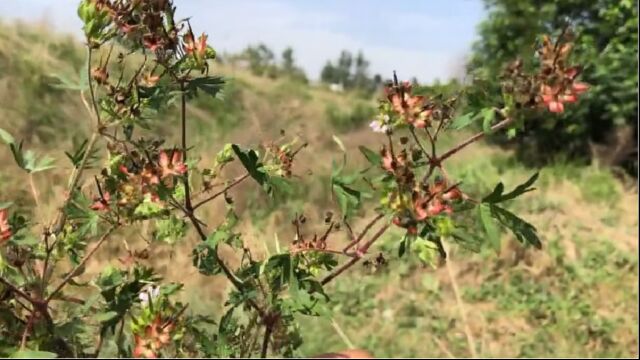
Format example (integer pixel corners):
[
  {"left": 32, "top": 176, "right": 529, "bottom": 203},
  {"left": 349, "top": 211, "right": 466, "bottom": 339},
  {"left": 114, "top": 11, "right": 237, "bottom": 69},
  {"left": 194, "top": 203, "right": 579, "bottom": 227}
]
[
  {"left": 280, "top": 47, "right": 308, "bottom": 84},
  {"left": 321, "top": 50, "right": 380, "bottom": 96},
  {"left": 467, "top": 0, "right": 638, "bottom": 173},
  {"left": 282, "top": 47, "right": 295, "bottom": 73}
]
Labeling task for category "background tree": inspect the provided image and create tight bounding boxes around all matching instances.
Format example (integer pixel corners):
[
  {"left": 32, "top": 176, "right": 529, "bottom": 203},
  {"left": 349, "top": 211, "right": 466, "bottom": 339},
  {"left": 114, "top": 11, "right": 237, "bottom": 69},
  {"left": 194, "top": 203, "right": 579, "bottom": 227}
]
[{"left": 467, "top": 0, "right": 638, "bottom": 175}]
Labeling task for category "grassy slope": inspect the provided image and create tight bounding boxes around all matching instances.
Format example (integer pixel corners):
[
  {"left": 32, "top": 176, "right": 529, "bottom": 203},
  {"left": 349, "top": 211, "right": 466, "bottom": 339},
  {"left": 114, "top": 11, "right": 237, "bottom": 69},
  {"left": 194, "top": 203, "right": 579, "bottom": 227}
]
[{"left": 0, "top": 22, "right": 638, "bottom": 358}]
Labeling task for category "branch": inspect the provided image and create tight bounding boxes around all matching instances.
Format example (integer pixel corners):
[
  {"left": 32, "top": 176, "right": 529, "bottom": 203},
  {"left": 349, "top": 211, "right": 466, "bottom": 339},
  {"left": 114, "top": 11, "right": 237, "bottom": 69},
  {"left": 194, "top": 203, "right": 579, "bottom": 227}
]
[
  {"left": 261, "top": 322, "right": 274, "bottom": 358},
  {"left": 322, "top": 223, "right": 389, "bottom": 286},
  {"left": 51, "top": 45, "right": 103, "bottom": 234},
  {"left": 47, "top": 227, "right": 116, "bottom": 302},
  {"left": 180, "top": 81, "right": 194, "bottom": 212},
  {"left": 409, "top": 127, "right": 432, "bottom": 161},
  {"left": 192, "top": 173, "right": 250, "bottom": 210},
  {"left": 342, "top": 213, "right": 384, "bottom": 254},
  {"left": 437, "top": 116, "right": 513, "bottom": 163},
  {"left": 0, "top": 277, "right": 35, "bottom": 304}
]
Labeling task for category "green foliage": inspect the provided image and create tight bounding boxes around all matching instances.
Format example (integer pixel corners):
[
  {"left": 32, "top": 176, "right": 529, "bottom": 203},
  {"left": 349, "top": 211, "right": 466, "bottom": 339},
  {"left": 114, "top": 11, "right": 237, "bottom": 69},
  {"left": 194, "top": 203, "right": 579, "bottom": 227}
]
[
  {"left": 325, "top": 101, "right": 376, "bottom": 132},
  {"left": 0, "top": 128, "right": 55, "bottom": 173},
  {"left": 468, "top": 0, "right": 638, "bottom": 174}
]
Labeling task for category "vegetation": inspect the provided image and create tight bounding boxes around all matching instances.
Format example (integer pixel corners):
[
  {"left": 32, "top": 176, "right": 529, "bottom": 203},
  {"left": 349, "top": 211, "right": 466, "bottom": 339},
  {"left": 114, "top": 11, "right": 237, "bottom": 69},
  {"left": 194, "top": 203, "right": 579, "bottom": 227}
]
[
  {"left": 467, "top": 0, "right": 638, "bottom": 175},
  {"left": 0, "top": 1, "right": 637, "bottom": 359},
  {"left": 320, "top": 50, "right": 383, "bottom": 97}
]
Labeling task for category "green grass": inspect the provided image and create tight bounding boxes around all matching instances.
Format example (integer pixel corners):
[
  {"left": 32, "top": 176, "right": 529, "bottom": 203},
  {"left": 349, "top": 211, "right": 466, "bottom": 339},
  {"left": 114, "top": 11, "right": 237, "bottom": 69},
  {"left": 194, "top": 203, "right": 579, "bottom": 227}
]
[{"left": 0, "top": 21, "right": 637, "bottom": 359}]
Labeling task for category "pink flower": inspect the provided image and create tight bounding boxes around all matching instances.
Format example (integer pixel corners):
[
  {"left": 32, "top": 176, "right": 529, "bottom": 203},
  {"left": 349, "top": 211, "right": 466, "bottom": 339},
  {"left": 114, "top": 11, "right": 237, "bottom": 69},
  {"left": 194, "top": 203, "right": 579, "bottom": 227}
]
[
  {"left": 90, "top": 192, "right": 111, "bottom": 211},
  {"left": 0, "top": 209, "right": 12, "bottom": 244},
  {"left": 159, "top": 150, "right": 187, "bottom": 178}
]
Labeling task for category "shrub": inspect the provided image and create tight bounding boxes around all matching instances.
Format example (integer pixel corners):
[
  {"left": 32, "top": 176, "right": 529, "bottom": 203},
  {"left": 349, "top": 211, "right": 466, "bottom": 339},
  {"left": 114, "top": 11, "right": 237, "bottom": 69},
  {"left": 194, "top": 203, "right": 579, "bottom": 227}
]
[{"left": 0, "top": 1, "right": 591, "bottom": 358}]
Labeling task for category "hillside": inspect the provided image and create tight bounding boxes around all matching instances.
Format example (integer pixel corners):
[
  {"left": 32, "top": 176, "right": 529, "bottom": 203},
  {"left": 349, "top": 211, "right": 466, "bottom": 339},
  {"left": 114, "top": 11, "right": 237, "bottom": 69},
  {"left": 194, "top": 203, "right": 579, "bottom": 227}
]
[{"left": 0, "top": 21, "right": 638, "bottom": 358}]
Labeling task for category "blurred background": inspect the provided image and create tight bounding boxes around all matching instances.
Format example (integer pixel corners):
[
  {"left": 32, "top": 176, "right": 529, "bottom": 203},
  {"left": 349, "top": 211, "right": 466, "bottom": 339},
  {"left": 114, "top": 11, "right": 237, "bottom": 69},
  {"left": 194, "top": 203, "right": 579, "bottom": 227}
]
[{"left": 0, "top": 0, "right": 638, "bottom": 358}]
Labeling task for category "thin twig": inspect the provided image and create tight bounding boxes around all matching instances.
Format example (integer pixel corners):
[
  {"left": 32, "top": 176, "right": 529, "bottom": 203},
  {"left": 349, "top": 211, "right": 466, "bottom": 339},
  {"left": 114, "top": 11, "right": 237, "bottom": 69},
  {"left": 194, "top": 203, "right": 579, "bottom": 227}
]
[
  {"left": 330, "top": 317, "right": 355, "bottom": 350},
  {"left": 180, "top": 81, "right": 193, "bottom": 212},
  {"left": 322, "top": 224, "right": 389, "bottom": 286},
  {"left": 29, "top": 174, "right": 40, "bottom": 208},
  {"left": 47, "top": 227, "right": 116, "bottom": 302},
  {"left": 437, "top": 117, "right": 513, "bottom": 163},
  {"left": 409, "top": 127, "right": 432, "bottom": 161},
  {"left": 261, "top": 322, "right": 274, "bottom": 358},
  {"left": 443, "top": 242, "right": 478, "bottom": 358},
  {"left": 342, "top": 213, "right": 384, "bottom": 254},
  {"left": 0, "top": 277, "right": 35, "bottom": 304},
  {"left": 51, "top": 45, "right": 102, "bottom": 234},
  {"left": 192, "top": 173, "right": 250, "bottom": 210}
]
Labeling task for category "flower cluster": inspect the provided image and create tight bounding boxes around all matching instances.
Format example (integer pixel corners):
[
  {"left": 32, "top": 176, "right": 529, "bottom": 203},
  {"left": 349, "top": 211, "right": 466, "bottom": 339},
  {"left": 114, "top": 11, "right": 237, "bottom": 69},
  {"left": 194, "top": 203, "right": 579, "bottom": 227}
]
[
  {"left": 384, "top": 81, "right": 433, "bottom": 128},
  {"left": 132, "top": 315, "right": 175, "bottom": 358},
  {"left": 501, "top": 33, "right": 589, "bottom": 113},
  {"left": 91, "top": 149, "right": 187, "bottom": 212},
  {"left": 536, "top": 35, "right": 589, "bottom": 113}
]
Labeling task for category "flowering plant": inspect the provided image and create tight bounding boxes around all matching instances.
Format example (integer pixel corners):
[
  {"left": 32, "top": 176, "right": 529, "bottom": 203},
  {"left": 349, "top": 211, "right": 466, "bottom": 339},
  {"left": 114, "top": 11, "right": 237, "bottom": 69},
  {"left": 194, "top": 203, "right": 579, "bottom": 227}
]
[{"left": 0, "top": 1, "right": 588, "bottom": 358}]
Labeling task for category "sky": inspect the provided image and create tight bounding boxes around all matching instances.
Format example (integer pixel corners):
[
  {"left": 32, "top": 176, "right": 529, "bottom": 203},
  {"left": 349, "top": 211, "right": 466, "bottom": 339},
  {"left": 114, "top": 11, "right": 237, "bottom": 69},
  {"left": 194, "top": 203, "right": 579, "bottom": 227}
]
[{"left": 0, "top": 0, "right": 487, "bottom": 83}]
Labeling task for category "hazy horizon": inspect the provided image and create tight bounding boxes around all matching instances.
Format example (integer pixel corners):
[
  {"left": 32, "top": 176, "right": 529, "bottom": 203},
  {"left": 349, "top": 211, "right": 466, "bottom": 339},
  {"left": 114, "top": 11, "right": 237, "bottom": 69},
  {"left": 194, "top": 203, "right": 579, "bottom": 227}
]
[{"left": 0, "top": 0, "right": 486, "bottom": 83}]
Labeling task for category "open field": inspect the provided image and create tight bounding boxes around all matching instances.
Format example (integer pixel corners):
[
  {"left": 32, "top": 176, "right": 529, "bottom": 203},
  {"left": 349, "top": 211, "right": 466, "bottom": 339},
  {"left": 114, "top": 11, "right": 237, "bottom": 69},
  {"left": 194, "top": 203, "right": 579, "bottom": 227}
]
[{"left": 0, "top": 22, "right": 638, "bottom": 358}]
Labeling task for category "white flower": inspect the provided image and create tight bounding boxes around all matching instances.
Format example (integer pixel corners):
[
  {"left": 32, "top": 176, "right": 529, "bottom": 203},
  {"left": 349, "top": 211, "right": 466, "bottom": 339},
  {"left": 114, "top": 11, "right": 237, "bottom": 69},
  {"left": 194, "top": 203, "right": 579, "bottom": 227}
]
[
  {"left": 369, "top": 114, "right": 391, "bottom": 134},
  {"left": 139, "top": 285, "right": 160, "bottom": 306}
]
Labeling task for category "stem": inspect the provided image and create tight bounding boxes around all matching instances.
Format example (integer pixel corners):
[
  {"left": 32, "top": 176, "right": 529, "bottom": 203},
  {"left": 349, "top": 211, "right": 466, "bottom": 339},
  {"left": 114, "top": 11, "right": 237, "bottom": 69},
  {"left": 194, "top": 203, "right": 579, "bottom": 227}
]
[
  {"left": 47, "top": 227, "right": 115, "bottom": 302},
  {"left": 261, "top": 323, "right": 273, "bottom": 358},
  {"left": 321, "top": 224, "right": 389, "bottom": 286},
  {"left": 191, "top": 173, "right": 250, "bottom": 210},
  {"left": 180, "top": 82, "right": 193, "bottom": 211},
  {"left": 0, "top": 277, "right": 36, "bottom": 304},
  {"left": 443, "top": 241, "right": 478, "bottom": 358},
  {"left": 51, "top": 45, "right": 102, "bottom": 234},
  {"left": 342, "top": 213, "right": 384, "bottom": 254},
  {"left": 437, "top": 117, "right": 513, "bottom": 163},
  {"left": 409, "top": 127, "right": 432, "bottom": 161},
  {"left": 20, "top": 314, "right": 35, "bottom": 349},
  {"left": 29, "top": 174, "right": 40, "bottom": 208}
]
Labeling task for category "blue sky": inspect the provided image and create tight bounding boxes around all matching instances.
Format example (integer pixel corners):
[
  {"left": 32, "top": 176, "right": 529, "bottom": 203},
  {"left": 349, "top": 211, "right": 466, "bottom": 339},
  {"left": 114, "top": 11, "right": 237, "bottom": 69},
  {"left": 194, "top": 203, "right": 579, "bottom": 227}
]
[{"left": 0, "top": 0, "right": 486, "bottom": 83}]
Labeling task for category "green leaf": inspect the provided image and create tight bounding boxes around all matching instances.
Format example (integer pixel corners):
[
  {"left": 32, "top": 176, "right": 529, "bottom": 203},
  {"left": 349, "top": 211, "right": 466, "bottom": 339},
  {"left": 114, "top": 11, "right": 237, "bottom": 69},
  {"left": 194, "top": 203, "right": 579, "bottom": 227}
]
[
  {"left": 332, "top": 134, "right": 346, "bottom": 153},
  {"left": 153, "top": 216, "right": 187, "bottom": 245},
  {"left": 449, "top": 111, "right": 477, "bottom": 130},
  {"left": 478, "top": 203, "right": 501, "bottom": 252},
  {"left": 414, "top": 237, "right": 439, "bottom": 268},
  {"left": 488, "top": 204, "right": 542, "bottom": 249},
  {"left": 50, "top": 61, "right": 89, "bottom": 91},
  {"left": 94, "top": 311, "right": 119, "bottom": 323},
  {"left": 358, "top": 145, "right": 381, "bottom": 167},
  {"left": 482, "top": 172, "right": 539, "bottom": 203},
  {"left": 332, "top": 180, "right": 361, "bottom": 218},
  {"left": 186, "top": 76, "right": 225, "bottom": 98},
  {"left": 9, "top": 350, "right": 57, "bottom": 358},
  {"left": 231, "top": 144, "right": 267, "bottom": 188},
  {"left": 481, "top": 108, "right": 496, "bottom": 134},
  {"left": 0, "top": 128, "right": 15, "bottom": 145},
  {"left": 398, "top": 234, "right": 413, "bottom": 258}
]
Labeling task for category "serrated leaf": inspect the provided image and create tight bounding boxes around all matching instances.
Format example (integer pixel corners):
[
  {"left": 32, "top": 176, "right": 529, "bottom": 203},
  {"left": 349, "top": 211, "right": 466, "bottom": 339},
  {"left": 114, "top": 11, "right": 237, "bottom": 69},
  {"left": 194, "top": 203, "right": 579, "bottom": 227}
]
[
  {"left": 231, "top": 144, "right": 267, "bottom": 187},
  {"left": 482, "top": 172, "right": 539, "bottom": 203},
  {"left": 478, "top": 203, "right": 501, "bottom": 252},
  {"left": 187, "top": 76, "right": 225, "bottom": 98},
  {"left": 488, "top": 204, "right": 542, "bottom": 249},
  {"left": 449, "top": 111, "right": 477, "bottom": 130},
  {"left": 481, "top": 108, "right": 496, "bottom": 133},
  {"left": 358, "top": 145, "right": 381, "bottom": 167}
]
